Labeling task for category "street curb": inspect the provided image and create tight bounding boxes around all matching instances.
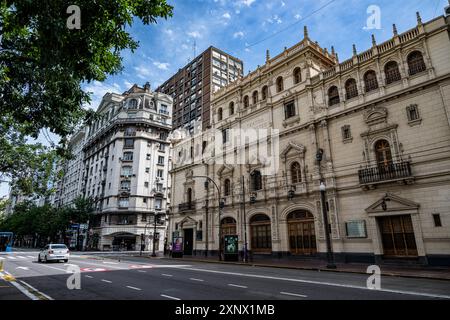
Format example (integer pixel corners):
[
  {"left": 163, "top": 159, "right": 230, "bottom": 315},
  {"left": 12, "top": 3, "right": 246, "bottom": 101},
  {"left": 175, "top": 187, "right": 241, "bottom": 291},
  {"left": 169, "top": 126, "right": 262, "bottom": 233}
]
[{"left": 141, "top": 256, "right": 450, "bottom": 282}]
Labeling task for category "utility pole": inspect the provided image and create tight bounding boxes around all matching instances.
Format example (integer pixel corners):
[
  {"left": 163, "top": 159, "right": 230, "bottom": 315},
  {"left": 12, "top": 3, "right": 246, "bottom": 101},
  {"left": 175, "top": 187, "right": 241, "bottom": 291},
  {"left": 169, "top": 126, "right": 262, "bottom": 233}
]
[
  {"left": 205, "top": 199, "right": 209, "bottom": 257},
  {"left": 241, "top": 176, "right": 248, "bottom": 263}
]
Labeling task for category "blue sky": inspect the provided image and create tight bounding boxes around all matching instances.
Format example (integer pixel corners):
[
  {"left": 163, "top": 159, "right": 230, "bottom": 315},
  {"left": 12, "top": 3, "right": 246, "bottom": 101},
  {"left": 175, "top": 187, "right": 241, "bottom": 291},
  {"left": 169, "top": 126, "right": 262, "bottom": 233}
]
[{"left": 0, "top": 0, "right": 446, "bottom": 198}]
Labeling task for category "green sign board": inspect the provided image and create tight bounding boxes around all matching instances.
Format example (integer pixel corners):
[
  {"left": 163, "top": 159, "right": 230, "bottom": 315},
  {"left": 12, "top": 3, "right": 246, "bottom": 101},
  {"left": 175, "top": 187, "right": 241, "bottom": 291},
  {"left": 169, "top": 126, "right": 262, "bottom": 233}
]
[{"left": 224, "top": 235, "right": 238, "bottom": 255}]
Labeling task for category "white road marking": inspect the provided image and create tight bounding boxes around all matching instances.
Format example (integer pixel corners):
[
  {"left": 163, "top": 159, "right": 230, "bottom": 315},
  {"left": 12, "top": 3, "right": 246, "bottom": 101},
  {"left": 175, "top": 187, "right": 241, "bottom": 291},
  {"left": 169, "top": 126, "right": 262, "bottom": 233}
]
[
  {"left": 280, "top": 292, "right": 307, "bottom": 298},
  {"left": 70, "top": 259, "right": 125, "bottom": 270},
  {"left": 7, "top": 256, "right": 17, "bottom": 260},
  {"left": 101, "top": 279, "right": 112, "bottom": 283},
  {"left": 162, "top": 274, "right": 173, "bottom": 277},
  {"left": 0, "top": 257, "right": 4, "bottom": 260},
  {"left": 161, "top": 294, "right": 181, "bottom": 300},
  {"left": 27, "top": 256, "right": 35, "bottom": 259},
  {"left": 189, "top": 278, "right": 204, "bottom": 282},
  {"left": 137, "top": 270, "right": 147, "bottom": 273},
  {"left": 35, "top": 263, "right": 67, "bottom": 272},
  {"left": 16, "top": 267, "right": 29, "bottom": 270},
  {"left": 85, "top": 275, "right": 93, "bottom": 279},
  {"left": 178, "top": 267, "right": 450, "bottom": 300},
  {"left": 17, "top": 256, "right": 26, "bottom": 259},
  {"left": 228, "top": 284, "right": 248, "bottom": 289},
  {"left": 102, "top": 261, "right": 119, "bottom": 265},
  {"left": 126, "top": 286, "right": 142, "bottom": 291},
  {"left": 19, "top": 280, "right": 54, "bottom": 300}
]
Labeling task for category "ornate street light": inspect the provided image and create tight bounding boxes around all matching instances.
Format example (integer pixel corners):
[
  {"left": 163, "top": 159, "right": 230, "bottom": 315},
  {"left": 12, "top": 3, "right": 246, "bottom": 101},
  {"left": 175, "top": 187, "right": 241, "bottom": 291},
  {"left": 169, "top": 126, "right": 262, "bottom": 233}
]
[{"left": 320, "top": 181, "right": 336, "bottom": 269}]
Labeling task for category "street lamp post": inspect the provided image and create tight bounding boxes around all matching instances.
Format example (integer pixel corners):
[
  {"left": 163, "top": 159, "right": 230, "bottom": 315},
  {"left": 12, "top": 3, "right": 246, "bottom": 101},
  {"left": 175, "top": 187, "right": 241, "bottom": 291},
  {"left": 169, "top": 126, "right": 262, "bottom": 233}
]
[
  {"left": 152, "top": 213, "right": 159, "bottom": 257},
  {"left": 193, "top": 176, "right": 223, "bottom": 261},
  {"left": 319, "top": 181, "right": 336, "bottom": 269}
]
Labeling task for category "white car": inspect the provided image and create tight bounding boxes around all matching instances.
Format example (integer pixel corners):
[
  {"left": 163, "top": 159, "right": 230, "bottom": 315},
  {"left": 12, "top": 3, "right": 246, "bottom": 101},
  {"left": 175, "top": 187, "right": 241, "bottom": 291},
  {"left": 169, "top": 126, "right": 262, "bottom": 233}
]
[{"left": 38, "top": 244, "right": 70, "bottom": 263}]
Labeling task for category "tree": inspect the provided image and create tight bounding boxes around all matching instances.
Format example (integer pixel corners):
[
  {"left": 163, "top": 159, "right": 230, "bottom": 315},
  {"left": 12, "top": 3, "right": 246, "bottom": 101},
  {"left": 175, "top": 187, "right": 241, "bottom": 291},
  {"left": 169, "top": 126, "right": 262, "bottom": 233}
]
[{"left": 0, "top": 0, "right": 173, "bottom": 194}]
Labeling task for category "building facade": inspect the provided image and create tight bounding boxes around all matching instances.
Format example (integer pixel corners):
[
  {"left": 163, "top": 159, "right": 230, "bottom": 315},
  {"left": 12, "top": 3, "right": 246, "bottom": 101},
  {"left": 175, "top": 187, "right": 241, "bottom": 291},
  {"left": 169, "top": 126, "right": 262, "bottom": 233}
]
[
  {"left": 169, "top": 12, "right": 450, "bottom": 266},
  {"left": 156, "top": 46, "right": 244, "bottom": 133}
]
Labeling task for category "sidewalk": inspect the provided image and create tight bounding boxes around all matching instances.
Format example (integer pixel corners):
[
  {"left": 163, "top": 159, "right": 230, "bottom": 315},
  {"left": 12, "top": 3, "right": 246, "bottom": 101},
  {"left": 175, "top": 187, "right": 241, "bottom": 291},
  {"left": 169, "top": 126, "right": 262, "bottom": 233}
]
[{"left": 154, "top": 255, "right": 450, "bottom": 281}]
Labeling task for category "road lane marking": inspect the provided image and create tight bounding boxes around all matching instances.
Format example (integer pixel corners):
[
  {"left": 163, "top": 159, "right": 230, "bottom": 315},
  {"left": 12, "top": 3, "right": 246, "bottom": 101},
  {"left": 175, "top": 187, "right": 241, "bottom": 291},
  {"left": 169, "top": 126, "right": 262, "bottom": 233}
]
[
  {"left": 19, "top": 281, "right": 54, "bottom": 300},
  {"left": 7, "top": 256, "right": 17, "bottom": 260},
  {"left": 34, "top": 263, "right": 67, "bottom": 272},
  {"left": 101, "top": 279, "right": 112, "bottom": 283},
  {"left": 16, "top": 267, "right": 29, "bottom": 270},
  {"left": 137, "top": 270, "right": 147, "bottom": 273},
  {"left": 189, "top": 278, "right": 204, "bottom": 282},
  {"left": 69, "top": 259, "right": 125, "bottom": 270},
  {"left": 27, "top": 256, "right": 35, "bottom": 259},
  {"left": 228, "top": 284, "right": 248, "bottom": 289},
  {"left": 162, "top": 274, "right": 173, "bottom": 277},
  {"left": 126, "top": 286, "right": 142, "bottom": 291},
  {"left": 102, "top": 261, "right": 119, "bottom": 265},
  {"left": 161, "top": 294, "right": 181, "bottom": 300},
  {"left": 280, "top": 292, "right": 307, "bottom": 298},
  {"left": 178, "top": 267, "right": 450, "bottom": 300},
  {"left": 17, "top": 256, "right": 26, "bottom": 259},
  {"left": 85, "top": 275, "right": 93, "bottom": 279},
  {"left": 0, "top": 257, "right": 4, "bottom": 260}
]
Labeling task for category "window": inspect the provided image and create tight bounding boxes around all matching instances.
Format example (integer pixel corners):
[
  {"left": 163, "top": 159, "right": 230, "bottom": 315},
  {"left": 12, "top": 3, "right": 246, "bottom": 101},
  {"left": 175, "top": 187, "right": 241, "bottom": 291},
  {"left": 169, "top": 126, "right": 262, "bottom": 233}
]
[
  {"left": 229, "top": 102, "right": 234, "bottom": 115},
  {"left": 261, "top": 86, "right": 268, "bottom": 100},
  {"left": 328, "top": 86, "right": 340, "bottom": 106},
  {"left": 433, "top": 214, "right": 442, "bottom": 227},
  {"left": 119, "top": 197, "right": 129, "bottom": 208},
  {"left": 143, "top": 198, "right": 147, "bottom": 204},
  {"left": 129, "top": 99, "right": 138, "bottom": 109},
  {"left": 375, "top": 140, "right": 393, "bottom": 167},
  {"left": 345, "top": 79, "right": 358, "bottom": 100},
  {"left": 145, "top": 167, "right": 150, "bottom": 173},
  {"left": 123, "top": 152, "right": 133, "bottom": 161},
  {"left": 144, "top": 182, "right": 149, "bottom": 188},
  {"left": 156, "top": 183, "right": 163, "bottom": 192},
  {"left": 155, "top": 198, "right": 162, "bottom": 209},
  {"left": 159, "top": 144, "right": 166, "bottom": 152},
  {"left": 120, "top": 181, "right": 130, "bottom": 190},
  {"left": 384, "top": 61, "right": 401, "bottom": 84},
  {"left": 224, "top": 179, "right": 231, "bottom": 196},
  {"left": 250, "top": 170, "right": 262, "bottom": 191},
  {"left": 293, "top": 67, "right": 302, "bottom": 84},
  {"left": 252, "top": 91, "right": 258, "bottom": 105},
  {"left": 284, "top": 101, "right": 296, "bottom": 119},
  {"left": 124, "top": 138, "right": 134, "bottom": 149},
  {"left": 121, "top": 166, "right": 132, "bottom": 177},
  {"left": 243, "top": 95, "right": 249, "bottom": 108},
  {"left": 406, "top": 104, "right": 421, "bottom": 123},
  {"left": 342, "top": 125, "right": 352, "bottom": 142},
  {"left": 364, "top": 70, "right": 379, "bottom": 92},
  {"left": 276, "top": 76, "right": 284, "bottom": 93},
  {"left": 291, "top": 162, "right": 302, "bottom": 184},
  {"left": 124, "top": 127, "right": 136, "bottom": 137},
  {"left": 158, "top": 156, "right": 165, "bottom": 165},
  {"left": 142, "top": 213, "right": 147, "bottom": 222},
  {"left": 407, "top": 51, "right": 426, "bottom": 76},
  {"left": 217, "top": 108, "right": 223, "bottom": 121},
  {"left": 222, "top": 128, "right": 230, "bottom": 144},
  {"left": 157, "top": 169, "right": 164, "bottom": 178}
]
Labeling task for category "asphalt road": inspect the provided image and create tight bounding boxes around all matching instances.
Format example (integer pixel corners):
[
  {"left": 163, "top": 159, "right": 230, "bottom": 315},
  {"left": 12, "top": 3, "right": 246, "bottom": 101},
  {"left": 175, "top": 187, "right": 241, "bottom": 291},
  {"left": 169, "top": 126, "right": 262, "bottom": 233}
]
[{"left": 1, "top": 252, "right": 450, "bottom": 300}]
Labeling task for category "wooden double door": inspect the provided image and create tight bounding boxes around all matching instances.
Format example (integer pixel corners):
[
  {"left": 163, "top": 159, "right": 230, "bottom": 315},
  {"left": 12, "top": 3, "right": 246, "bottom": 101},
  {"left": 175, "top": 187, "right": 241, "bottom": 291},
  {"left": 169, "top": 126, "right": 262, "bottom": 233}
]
[
  {"left": 378, "top": 215, "right": 418, "bottom": 257},
  {"left": 287, "top": 211, "right": 317, "bottom": 256}
]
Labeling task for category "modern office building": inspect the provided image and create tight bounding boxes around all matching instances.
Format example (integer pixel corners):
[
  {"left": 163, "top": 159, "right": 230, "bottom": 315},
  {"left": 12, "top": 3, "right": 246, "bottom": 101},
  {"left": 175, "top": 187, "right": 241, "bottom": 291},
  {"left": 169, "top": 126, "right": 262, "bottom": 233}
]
[
  {"left": 169, "top": 11, "right": 450, "bottom": 266},
  {"left": 156, "top": 46, "right": 244, "bottom": 133}
]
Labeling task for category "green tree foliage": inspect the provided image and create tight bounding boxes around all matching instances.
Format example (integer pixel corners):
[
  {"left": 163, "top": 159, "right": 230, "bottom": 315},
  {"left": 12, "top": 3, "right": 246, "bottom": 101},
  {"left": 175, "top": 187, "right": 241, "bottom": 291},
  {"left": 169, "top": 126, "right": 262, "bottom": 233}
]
[{"left": 0, "top": 0, "right": 173, "bottom": 195}]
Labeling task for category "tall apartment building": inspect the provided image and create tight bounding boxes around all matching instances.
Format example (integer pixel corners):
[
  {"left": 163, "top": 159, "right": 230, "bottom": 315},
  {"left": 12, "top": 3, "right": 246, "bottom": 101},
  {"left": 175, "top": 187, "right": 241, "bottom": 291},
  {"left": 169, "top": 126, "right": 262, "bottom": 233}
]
[
  {"left": 156, "top": 46, "right": 244, "bottom": 133},
  {"left": 55, "top": 83, "right": 173, "bottom": 252},
  {"left": 169, "top": 10, "right": 450, "bottom": 266}
]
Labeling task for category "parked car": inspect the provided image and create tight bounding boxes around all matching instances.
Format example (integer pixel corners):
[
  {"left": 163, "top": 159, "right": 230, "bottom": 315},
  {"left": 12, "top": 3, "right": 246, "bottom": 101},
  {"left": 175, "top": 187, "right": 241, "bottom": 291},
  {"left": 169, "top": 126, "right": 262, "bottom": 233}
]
[{"left": 38, "top": 244, "right": 70, "bottom": 263}]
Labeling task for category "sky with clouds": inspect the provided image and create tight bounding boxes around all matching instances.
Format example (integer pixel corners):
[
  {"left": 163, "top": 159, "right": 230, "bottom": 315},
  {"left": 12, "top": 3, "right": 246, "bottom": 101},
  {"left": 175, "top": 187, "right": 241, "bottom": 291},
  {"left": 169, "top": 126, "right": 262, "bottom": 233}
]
[{"left": 1, "top": 0, "right": 447, "bottom": 198}]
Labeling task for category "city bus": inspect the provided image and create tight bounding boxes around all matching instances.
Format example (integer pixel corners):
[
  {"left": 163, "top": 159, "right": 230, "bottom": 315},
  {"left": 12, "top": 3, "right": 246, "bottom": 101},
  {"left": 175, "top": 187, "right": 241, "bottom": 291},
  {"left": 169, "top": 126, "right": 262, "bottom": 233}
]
[{"left": 0, "top": 232, "right": 13, "bottom": 252}]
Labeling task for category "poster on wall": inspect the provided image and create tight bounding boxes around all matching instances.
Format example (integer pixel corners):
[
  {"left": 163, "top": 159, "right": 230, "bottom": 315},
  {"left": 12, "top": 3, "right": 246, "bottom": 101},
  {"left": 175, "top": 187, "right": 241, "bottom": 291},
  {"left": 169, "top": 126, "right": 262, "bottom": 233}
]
[
  {"left": 173, "top": 237, "right": 183, "bottom": 253},
  {"left": 224, "top": 235, "right": 239, "bottom": 261}
]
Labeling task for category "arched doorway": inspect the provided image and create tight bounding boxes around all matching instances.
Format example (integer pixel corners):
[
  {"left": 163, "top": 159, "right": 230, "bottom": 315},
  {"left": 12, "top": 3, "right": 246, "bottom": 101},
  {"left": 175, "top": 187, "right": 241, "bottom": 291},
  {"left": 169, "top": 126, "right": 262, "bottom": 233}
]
[
  {"left": 250, "top": 214, "right": 272, "bottom": 253},
  {"left": 287, "top": 210, "right": 317, "bottom": 255},
  {"left": 221, "top": 217, "right": 237, "bottom": 237}
]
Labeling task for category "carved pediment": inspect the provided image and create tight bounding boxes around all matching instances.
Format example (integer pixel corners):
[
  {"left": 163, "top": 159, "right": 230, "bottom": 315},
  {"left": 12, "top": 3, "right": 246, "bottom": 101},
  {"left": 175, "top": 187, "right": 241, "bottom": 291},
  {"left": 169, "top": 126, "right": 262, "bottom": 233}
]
[
  {"left": 365, "top": 193, "right": 420, "bottom": 214},
  {"left": 217, "top": 164, "right": 234, "bottom": 178},
  {"left": 179, "top": 216, "right": 197, "bottom": 228},
  {"left": 281, "top": 142, "right": 306, "bottom": 158},
  {"left": 365, "top": 106, "right": 388, "bottom": 126}
]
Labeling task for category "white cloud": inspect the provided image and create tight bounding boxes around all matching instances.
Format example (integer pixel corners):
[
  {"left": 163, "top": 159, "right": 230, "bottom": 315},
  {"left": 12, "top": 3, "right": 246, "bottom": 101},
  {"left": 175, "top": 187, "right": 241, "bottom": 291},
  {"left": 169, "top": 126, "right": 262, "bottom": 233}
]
[
  {"left": 222, "top": 12, "right": 231, "bottom": 19},
  {"left": 153, "top": 61, "right": 170, "bottom": 70},
  {"left": 84, "top": 81, "right": 124, "bottom": 109},
  {"left": 233, "top": 31, "right": 245, "bottom": 39},
  {"left": 239, "top": 0, "right": 256, "bottom": 7},
  {"left": 294, "top": 14, "right": 301, "bottom": 20},
  {"left": 187, "top": 31, "right": 201, "bottom": 38},
  {"left": 134, "top": 65, "right": 152, "bottom": 80}
]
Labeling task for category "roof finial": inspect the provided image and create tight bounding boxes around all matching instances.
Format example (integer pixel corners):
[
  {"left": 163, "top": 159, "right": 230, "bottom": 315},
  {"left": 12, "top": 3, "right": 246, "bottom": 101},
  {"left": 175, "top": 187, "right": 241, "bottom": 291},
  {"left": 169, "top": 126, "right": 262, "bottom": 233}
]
[
  {"left": 371, "top": 34, "right": 377, "bottom": 46},
  {"left": 304, "top": 25, "right": 309, "bottom": 39},
  {"left": 352, "top": 44, "right": 357, "bottom": 56},
  {"left": 331, "top": 46, "right": 335, "bottom": 56},
  {"left": 416, "top": 11, "right": 422, "bottom": 25},
  {"left": 393, "top": 24, "right": 398, "bottom": 36},
  {"left": 335, "top": 52, "right": 339, "bottom": 62},
  {"left": 266, "top": 49, "right": 270, "bottom": 62}
]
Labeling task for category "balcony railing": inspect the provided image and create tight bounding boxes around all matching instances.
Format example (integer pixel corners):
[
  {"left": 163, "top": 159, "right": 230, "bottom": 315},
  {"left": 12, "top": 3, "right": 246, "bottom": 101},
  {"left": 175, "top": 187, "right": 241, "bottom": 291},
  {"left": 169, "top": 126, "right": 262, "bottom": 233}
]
[
  {"left": 359, "top": 161, "right": 413, "bottom": 186},
  {"left": 178, "top": 201, "right": 196, "bottom": 212}
]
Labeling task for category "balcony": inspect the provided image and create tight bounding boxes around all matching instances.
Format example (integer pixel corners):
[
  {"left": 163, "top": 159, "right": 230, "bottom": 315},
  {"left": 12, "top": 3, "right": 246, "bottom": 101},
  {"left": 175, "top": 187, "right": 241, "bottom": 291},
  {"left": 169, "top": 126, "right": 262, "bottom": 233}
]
[
  {"left": 178, "top": 201, "right": 196, "bottom": 212},
  {"left": 359, "top": 161, "right": 414, "bottom": 189}
]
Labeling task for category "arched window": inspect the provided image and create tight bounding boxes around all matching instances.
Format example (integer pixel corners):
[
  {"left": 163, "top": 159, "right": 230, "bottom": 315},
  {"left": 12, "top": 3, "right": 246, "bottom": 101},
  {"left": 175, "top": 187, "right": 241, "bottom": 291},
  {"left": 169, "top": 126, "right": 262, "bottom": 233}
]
[
  {"left": 217, "top": 108, "right": 223, "bottom": 121},
  {"left": 222, "top": 217, "right": 237, "bottom": 237},
  {"left": 287, "top": 210, "right": 316, "bottom": 255},
  {"left": 291, "top": 162, "right": 302, "bottom": 184},
  {"left": 276, "top": 76, "right": 284, "bottom": 93},
  {"left": 250, "top": 214, "right": 272, "bottom": 253},
  {"left": 375, "top": 140, "right": 393, "bottom": 168},
  {"left": 384, "top": 61, "right": 401, "bottom": 84},
  {"left": 250, "top": 170, "right": 262, "bottom": 191},
  {"left": 252, "top": 91, "right": 258, "bottom": 105},
  {"left": 243, "top": 95, "right": 249, "bottom": 108},
  {"left": 293, "top": 67, "right": 302, "bottom": 84},
  {"left": 229, "top": 102, "right": 235, "bottom": 115},
  {"left": 364, "top": 70, "right": 379, "bottom": 92},
  {"left": 407, "top": 51, "right": 426, "bottom": 76},
  {"left": 262, "top": 86, "right": 268, "bottom": 100},
  {"left": 224, "top": 179, "right": 231, "bottom": 196},
  {"left": 345, "top": 78, "right": 358, "bottom": 100},
  {"left": 328, "top": 86, "right": 340, "bottom": 106}
]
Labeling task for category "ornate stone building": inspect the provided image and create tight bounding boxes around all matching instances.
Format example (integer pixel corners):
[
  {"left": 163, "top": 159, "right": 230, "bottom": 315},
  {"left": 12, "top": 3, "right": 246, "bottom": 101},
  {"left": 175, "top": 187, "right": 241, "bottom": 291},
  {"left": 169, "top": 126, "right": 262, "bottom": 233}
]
[{"left": 169, "top": 11, "right": 450, "bottom": 266}]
